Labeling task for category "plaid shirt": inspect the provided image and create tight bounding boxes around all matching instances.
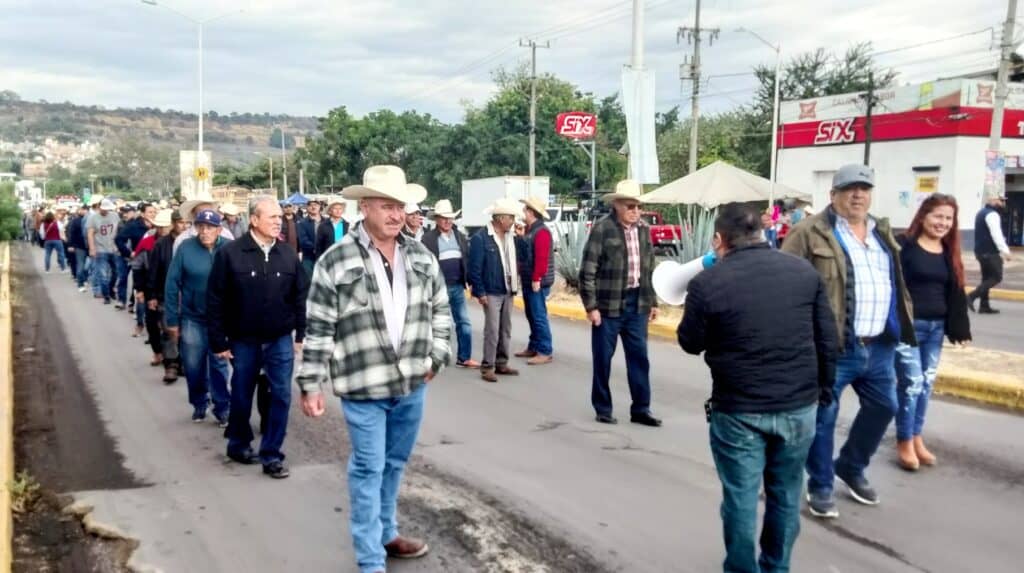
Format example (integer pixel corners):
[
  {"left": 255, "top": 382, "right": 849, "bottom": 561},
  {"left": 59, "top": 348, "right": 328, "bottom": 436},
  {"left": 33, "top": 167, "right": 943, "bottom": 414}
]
[
  {"left": 579, "top": 211, "right": 657, "bottom": 317},
  {"left": 296, "top": 225, "right": 451, "bottom": 400},
  {"left": 624, "top": 223, "right": 640, "bottom": 288},
  {"left": 835, "top": 215, "right": 892, "bottom": 337}
]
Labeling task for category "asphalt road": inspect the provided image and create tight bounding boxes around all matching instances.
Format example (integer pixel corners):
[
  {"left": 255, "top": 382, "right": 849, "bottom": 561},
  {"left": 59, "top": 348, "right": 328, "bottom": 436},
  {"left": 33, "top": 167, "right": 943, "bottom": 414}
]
[
  {"left": 28, "top": 247, "right": 1024, "bottom": 572},
  {"left": 967, "top": 299, "right": 1024, "bottom": 353}
]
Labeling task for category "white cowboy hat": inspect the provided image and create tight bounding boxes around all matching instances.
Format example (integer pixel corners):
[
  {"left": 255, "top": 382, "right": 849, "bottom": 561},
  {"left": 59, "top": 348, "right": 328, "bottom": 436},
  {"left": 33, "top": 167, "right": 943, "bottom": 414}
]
[
  {"left": 432, "top": 199, "right": 461, "bottom": 219},
  {"left": 88, "top": 194, "right": 105, "bottom": 206},
  {"left": 486, "top": 197, "right": 520, "bottom": 217},
  {"left": 406, "top": 184, "right": 428, "bottom": 207},
  {"left": 325, "top": 195, "right": 346, "bottom": 208},
  {"left": 99, "top": 199, "right": 116, "bottom": 211},
  {"left": 602, "top": 179, "right": 645, "bottom": 203},
  {"left": 179, "top": 193, "right": 216, "bottom": 222},
  {"left": 519, "top": 196, "right": 550, "bottom": 221},
  {"left": 341, "top": 165, "right": 426, "bottom": 204},
  {"left": 404, "top": 202, "right": 421, "bottom": 215},
  {"left": 152, "top": 208, "right": 174, "bottom": 228},
  {"left": 219, "top": 202, "right": 241, "bottom": 216}
]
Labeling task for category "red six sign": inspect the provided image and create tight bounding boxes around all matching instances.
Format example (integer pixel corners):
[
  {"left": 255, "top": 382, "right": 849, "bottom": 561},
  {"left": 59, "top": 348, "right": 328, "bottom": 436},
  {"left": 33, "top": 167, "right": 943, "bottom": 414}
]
[
  {"left": 556, "top": 112, "right": 598, "bottom": 140},
  {"left": 813, "top": 118, "right": 856, "bottom": 145}
]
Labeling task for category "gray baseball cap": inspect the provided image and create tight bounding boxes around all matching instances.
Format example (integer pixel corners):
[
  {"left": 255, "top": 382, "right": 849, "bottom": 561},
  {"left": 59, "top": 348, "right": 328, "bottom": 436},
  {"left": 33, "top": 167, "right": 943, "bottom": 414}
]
[{"left": 832, "top": 164, "right": 875, "bottom": 190}]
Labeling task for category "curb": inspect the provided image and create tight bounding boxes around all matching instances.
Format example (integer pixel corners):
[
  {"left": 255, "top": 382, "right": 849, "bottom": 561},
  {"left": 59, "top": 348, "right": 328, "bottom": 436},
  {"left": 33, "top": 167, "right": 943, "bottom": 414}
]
[
  {"left": 522, "top": 288, "right": 1024, "bottom": 413},
  {"left": 966, "top": 287, "right": 1024, "bottom": 303},
  {"left": 0, "top": 243, "right": 13, "bottom": 573}
]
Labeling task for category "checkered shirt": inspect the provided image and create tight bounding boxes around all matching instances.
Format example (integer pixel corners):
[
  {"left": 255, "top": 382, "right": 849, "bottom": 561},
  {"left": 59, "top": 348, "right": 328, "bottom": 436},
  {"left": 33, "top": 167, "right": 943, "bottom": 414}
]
[
  {"left": 835, "top": 215, "right": 892, "bottom": 337},
  {"left": 624, "top": 223, "right": 640, "bottom": 288}
]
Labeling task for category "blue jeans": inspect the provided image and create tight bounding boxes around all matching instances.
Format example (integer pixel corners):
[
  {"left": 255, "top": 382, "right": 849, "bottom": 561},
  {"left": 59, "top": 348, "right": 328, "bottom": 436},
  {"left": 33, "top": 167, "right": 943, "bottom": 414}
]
[
  {"left": 225, "top": 334, "right": 294, "bottom": 464},
  {"left": 522, "top": 285, "right": 552, "bottom": 356},
  {"left": 301, "top": 258, "right": 315, "bottom": 279},
  {"left": 895, "top": 320, "right": 944, "bottom": 441},
  {"left": 44, "top": 240, "right": 66, "bottom": 271},
  {"left": 710, "top": 404, "right": 816, "bottom": 573},
  {"left": 75, "top": 249, "right": 89, "bottom": 287},
  {"left": 806, "top": 339, "right": 897, "bottom": 494},
  {"left": 135, "top": 301, "right": 146, "bottom": 327},
  {"left": 179, "top": 318, "right": 231, "bottom": 416},
  {"left": 114, "top": 256, "right": 129, "bottom": 305},
  {"left": 341, "top": 385, "right": 426, "bottom": 573},
  {"left": 91, "top": 252, "right": 117, "bottom": 299},
  {"left": 446, "top": 285, "right": 473, "bottom": 363},
  {"left": 591, "top": 289, "right": 651, "bottom": 416}
]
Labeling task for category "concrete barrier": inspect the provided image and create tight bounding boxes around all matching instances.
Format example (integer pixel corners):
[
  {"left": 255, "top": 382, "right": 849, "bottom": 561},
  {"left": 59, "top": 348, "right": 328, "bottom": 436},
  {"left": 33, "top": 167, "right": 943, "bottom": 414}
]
[{"left": 0, "top": 243, "right": 13, "bottom": 573}]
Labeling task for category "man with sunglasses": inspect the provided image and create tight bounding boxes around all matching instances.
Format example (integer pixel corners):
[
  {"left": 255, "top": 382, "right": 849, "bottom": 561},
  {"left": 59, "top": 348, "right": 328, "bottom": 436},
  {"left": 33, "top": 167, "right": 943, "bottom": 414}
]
[
  {"left": 783, "top": 164, "right": 916, "bottom": 519},
  {"left": 579, "top": 180, "right": 661, "bottom": 428}
]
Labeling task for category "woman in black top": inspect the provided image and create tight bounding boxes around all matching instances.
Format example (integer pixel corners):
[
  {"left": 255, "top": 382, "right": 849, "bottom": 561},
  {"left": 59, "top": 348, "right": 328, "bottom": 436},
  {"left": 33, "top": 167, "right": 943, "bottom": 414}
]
[{"left": 894, "top": 194, "right": 971, "bottom": 471}]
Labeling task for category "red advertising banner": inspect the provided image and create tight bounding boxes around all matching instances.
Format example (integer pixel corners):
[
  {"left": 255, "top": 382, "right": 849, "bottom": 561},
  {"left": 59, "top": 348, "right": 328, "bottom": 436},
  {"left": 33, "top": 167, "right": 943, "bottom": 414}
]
[{"left": 556, "top": 112, "right": 598, "bottom": 140}]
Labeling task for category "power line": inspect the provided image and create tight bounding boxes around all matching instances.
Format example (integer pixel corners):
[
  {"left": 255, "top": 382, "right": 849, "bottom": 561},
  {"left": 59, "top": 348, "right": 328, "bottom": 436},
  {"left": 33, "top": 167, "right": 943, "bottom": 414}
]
[{"left": 871, "top": 27, "right": 994, "bottom": 58}]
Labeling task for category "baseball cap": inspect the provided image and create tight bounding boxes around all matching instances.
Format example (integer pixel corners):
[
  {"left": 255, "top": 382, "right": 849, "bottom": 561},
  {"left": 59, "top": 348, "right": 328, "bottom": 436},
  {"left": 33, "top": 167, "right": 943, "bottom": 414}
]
[
  {"left": 832, "top": 164, "right": 875, "bottom": 190},
  {"left": 193, "top": 209, "right": 222, "bottom": 227}
]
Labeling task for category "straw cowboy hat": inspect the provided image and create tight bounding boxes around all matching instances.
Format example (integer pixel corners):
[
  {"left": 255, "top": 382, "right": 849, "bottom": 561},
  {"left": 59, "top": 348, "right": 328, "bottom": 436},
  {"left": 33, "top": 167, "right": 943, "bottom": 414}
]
[
  {"left": 341, "top": 165, "right": 427, "bottom": 205},
  {"left": 602, "top": 179, "right": 645, "bottom": 203},
  {"left": 406, "top": 184, "right": 428, "bottom": 207},
  {"left": 432, "top": 199, "right": 461, "bottom": 219},
  {"left": 325, "top": 195, "right": 346, "bottom": 208},
  {"left": 179, "top": 193, "right": 216, "bottom": 222},
  {"left": 88, "top": 194, "right": 105, "bottom": 206},
  {"left": 219, "top": 202, "right": 241, "bottom": 216},
  {"left": 152, "top": 208, "right": 174, "bottom": 228},
  {"left": 486, "top": 197, "right": 520, "bottom": 217},
  {"left": 99, "top": 199, "right": 116, "bottom": 211},
  {"left": 404, "top": 202, "right": 421, "bottom": 215},
  {"left": 519, "top": 196, "right": 550, "bottom": 221}
]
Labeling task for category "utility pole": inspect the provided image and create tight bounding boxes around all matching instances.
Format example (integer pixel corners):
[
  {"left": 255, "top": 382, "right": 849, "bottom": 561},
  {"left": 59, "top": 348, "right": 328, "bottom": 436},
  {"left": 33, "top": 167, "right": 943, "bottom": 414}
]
[
  {"left": 280, "top": 127, "right": 287, "bottom": 200},
  {"left": 520, "top": 38, "right": 550, "bottom": 177},
  {"left": 678, "top": 0, "right": 718, "bottom": 174},
  {"left": 990, "top": 0, "right": 1019, "bottom": 152},
  {"left": 861, "top": 71, "right": 877, "bottom": 165}
]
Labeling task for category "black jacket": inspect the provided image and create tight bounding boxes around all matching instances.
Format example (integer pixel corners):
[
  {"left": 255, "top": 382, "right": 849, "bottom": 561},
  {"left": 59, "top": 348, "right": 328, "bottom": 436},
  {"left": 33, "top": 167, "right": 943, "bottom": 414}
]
[
  {"left": 677, "top": 244, "right": 839, "bottom": 413},
  {"left": 115, "top": 217, "right": 148, "bottom": 258},
  {"left": 206, "top": 233, "right": 309, "bottom": 353},
  {"left": 896, "top": 235, "right": 971, "bottom": 344},
  {"left": 66, "top": 216, "right": 87, "bottom": 249},
  {"left": 297, "top": 216, "right": 320, "bottom": 261},
  {"left": 146, "top": 234, "right": 176, "bottom": 303},
  {"left": 422, "top": 226, "right": 470, "bottom": 286},
  {"left": 314, "top": 218, "right": 350, "bottom": 261}
]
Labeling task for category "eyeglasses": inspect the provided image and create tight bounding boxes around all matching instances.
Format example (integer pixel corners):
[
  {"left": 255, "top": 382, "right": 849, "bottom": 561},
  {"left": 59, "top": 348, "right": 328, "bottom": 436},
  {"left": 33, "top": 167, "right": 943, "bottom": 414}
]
[{"left": 621, "top": 203, "right": 642, "bottom": 211}]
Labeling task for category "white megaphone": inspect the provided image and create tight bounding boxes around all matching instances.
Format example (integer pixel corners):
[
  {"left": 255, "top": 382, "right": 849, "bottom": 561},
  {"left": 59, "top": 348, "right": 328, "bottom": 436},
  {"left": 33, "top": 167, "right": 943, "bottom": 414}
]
[{"left": 652, "top": 254, "right": 716, "bottom": 305}]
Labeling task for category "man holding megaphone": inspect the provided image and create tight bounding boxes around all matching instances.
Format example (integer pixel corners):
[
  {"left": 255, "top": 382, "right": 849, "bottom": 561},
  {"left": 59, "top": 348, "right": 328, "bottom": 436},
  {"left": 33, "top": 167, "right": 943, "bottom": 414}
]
[{"left": 677, "top": 204, "right": 839, "bottom": 573}]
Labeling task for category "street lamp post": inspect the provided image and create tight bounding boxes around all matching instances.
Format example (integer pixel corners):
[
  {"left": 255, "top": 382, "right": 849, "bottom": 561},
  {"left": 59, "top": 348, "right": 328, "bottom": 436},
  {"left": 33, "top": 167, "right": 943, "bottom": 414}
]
[
  {"left": 141, "top": 0, "right": 242, "bottom": 153},
  {"left": 738, "top": 28, "right": 782, "bottom": 206}
]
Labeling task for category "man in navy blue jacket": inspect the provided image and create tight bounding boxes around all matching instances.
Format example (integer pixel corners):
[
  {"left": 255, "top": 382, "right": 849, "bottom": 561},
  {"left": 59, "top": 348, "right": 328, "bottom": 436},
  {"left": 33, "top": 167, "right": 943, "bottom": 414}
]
[{"left": 297, "top": 199, "right": 322, "bottom": 276}]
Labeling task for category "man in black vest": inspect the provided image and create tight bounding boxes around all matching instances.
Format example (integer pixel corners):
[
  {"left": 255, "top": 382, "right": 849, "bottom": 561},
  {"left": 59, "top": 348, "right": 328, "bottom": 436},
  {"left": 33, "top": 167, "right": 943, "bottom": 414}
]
[
  {"left": 969, "top": 190, "right": 1014, "bottom": 314},
  {"left": 515, "top": 197, "right": 555, "bottom": 365}
]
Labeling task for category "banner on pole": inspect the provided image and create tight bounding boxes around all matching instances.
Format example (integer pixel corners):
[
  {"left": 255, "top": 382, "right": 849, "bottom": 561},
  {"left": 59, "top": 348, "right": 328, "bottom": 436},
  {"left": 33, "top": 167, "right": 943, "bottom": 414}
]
[
  {"left": 179, "top": 150, "right": 213, "bottom": 200},
  {"left": 622, "top": 68, "right": 660, "bottom": 184}
]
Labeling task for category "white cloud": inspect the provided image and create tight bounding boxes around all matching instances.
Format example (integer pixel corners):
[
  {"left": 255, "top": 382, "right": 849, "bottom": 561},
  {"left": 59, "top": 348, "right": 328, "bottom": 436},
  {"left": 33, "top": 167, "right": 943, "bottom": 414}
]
[{"left": 0, "top": 0, "right": 1008, "bottom": 122}]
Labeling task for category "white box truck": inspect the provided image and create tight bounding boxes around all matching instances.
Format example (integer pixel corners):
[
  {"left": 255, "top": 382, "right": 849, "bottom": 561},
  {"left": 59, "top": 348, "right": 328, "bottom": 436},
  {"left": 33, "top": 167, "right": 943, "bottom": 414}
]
[{"left": 460, "top": 176, "right": 550, "bottom": 231}]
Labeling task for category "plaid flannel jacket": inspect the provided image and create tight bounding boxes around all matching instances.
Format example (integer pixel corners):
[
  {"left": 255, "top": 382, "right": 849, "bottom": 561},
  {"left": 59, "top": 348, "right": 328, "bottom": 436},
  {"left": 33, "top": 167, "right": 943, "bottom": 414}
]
[
  {"left": 296, "top": 226, "right": 452, "bottom": 400},
  {"left": 578, "top": 211, "right": 657, "bottom": 317}
]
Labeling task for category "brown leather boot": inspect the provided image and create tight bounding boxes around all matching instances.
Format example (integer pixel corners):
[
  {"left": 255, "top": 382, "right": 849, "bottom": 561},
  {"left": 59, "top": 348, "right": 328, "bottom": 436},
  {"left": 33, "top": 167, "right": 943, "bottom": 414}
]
[
  {"left": 513, "top": 348, "right": 537, "bottom": 358},
  {"left": 480, "top": 368, "right": 498, "bottom": 383},
  {"left": 384, "top": 536, "right": 429, "bottom": 559},
  {"left": 913, "top": 435, "right": 936, "bottom": 466},
  {"left": 495, "top": 365, "right": 519, "bottom": 376},
  {"left": 897, "top": 439, "right": 919, "bottom": 471}
]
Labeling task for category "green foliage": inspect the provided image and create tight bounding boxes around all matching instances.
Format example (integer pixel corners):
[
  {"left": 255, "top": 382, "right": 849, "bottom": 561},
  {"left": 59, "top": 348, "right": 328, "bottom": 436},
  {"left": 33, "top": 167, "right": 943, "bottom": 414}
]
[
  {"left": 553, "top": 217, "right": 590, "bottom": 292},
  {"left": 673, "top": 206, "right": 717, "bottom": 263},
  {"left": 0, "top": 182, "right": 24, "bottom": 240},
  {"left": 9, "top": 470, "right": 41, "bottom": 514},
  {"left": 269, "top": 127, "right": 296, "bottom": 149}
]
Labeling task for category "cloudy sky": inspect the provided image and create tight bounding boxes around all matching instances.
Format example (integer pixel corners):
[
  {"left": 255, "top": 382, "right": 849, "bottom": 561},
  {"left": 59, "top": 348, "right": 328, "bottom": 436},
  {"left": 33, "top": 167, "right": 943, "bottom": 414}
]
[{"left": 0, "top": 0, "right": 1007, "bottom": 123}]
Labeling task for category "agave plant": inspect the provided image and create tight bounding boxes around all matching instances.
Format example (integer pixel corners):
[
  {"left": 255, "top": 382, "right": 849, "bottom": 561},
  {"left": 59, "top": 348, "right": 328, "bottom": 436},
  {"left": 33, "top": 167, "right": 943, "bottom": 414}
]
[
  {"left": 671, "top": 205, "right": 717, "bottom": 263},
  {"left": 553, "top": 216, "right": 590, "bottom": 292}
]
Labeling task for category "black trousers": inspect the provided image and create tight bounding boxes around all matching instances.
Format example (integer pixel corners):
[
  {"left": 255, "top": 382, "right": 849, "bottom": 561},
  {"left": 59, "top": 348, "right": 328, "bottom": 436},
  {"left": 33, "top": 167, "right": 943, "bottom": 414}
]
[
  {"left": 146, "top": 307, "right": 164, "bottom": 355},
  {"left": 972, "top": 254, "right": 1004, "bottom": 308}
]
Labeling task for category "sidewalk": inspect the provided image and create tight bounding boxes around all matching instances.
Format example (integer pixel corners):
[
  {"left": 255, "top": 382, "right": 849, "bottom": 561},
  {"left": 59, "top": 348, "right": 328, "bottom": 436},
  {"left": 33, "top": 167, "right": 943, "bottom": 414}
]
[{"left": 528, "top": 289, "right": 1024, "bottom": 413}]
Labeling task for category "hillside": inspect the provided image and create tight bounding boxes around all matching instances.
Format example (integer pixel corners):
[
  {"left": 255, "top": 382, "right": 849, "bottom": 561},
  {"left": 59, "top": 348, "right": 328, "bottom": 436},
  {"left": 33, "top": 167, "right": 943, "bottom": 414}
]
[{"left": 0, "top": 95, "right": 320, "bottom": 164}]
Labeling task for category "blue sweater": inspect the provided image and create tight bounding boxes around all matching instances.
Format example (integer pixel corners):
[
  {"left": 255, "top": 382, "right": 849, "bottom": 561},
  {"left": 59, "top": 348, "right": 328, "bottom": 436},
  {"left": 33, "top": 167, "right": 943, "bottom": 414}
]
[{"left": 164, "top": 237, "right": 226, "bottom": 327}]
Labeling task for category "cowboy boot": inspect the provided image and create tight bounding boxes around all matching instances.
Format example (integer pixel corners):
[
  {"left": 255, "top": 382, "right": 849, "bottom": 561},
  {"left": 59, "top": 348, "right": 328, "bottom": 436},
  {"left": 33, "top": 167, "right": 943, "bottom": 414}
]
[
  {"left": 480, "top": 368, "right": 498, "bottom": 383},
  {"left": 913, "top": 435, "right": 937, "bottom": 466},
  {"left": 897, "top": 439, "right": 919, "bottom": 471}
]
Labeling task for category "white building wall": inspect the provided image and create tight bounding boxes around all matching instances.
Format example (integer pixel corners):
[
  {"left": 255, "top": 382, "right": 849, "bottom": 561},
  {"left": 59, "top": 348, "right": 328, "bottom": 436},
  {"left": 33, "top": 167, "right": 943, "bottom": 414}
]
[{"left": 778, "top": 136, "right": 1024, "bottom": 231}]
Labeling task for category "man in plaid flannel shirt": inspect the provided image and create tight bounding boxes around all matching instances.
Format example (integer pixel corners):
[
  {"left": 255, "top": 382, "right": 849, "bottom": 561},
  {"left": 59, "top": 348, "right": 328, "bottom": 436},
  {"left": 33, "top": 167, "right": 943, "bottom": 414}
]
[
  {"left": 296, "top": 165, "right": 450, "bottom": 573},
  {"left": 579, "top": 179, "right": 661, "bottom": 428}
]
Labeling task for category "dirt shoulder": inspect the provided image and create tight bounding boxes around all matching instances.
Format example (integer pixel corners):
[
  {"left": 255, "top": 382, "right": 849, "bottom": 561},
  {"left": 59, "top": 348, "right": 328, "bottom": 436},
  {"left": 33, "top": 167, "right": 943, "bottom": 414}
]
[{"left": 10, "top": 243, "right": 141, "bottom": 572}]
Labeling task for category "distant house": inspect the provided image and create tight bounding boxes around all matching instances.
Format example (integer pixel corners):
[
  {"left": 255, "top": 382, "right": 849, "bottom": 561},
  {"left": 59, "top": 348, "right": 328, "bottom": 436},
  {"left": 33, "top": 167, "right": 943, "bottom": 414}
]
[
  {"left": 21, "top": 162, "right": 47, "bottom": 178},
  {"left": 0, "top": 172, "right": 16, "bottom": 182}
]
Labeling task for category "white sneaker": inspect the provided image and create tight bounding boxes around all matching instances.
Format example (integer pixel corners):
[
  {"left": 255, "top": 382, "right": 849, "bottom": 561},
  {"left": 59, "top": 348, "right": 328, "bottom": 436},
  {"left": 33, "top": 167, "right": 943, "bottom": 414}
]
[{"left": 78, "top": 286, "right": 87, "bottom": 292}]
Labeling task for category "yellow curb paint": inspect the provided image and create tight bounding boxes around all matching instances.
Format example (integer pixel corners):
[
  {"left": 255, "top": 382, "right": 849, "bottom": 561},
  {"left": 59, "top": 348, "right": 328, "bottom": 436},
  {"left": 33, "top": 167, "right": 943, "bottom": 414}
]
[
  {"left": 0, "top": 243, "right": 13, "bottom": 573},
  {"left": 521, "top": 287, "right": 1024, "bottom": 412},
  {"left": 965, "top": 287, "right": 1024, "bottom": 303}
]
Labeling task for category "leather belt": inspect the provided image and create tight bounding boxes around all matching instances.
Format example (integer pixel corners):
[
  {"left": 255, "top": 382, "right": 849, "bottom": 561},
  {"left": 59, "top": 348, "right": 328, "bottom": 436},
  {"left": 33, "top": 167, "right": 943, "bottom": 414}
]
[{"left": 856, "top": 336, "right": 877, "bottom": 347}]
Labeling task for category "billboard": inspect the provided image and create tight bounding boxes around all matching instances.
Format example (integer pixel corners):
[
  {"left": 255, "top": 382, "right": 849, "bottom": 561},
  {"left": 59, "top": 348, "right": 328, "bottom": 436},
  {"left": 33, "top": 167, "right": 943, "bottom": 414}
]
[
  {"left": 555, "top": 112, "right": 598, "bottom": 140},
  {"left": 179, "top": 150, "right": 213, "bottom": 200}
]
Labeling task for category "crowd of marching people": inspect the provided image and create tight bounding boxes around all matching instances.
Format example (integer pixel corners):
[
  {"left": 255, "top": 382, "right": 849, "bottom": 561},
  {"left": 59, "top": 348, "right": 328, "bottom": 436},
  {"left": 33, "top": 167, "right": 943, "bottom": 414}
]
[{"left": 19, "top": 160, "right": 1016, "bottom": 573}]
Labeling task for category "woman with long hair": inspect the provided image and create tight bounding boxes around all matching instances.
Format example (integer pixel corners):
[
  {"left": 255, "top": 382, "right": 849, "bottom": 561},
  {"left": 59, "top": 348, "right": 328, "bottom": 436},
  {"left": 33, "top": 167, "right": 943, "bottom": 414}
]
[
  {"left": 894, "top": 194, "right": 971, "bottom": 471},
  {"left": 40, "top": 211, "right": 67, "bottom": 273}
]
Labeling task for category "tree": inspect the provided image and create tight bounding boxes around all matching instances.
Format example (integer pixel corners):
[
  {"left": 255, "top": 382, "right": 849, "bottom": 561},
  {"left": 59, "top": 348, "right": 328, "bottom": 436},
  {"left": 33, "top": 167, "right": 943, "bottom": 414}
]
[
  {"left": 269, "top": 127, "right": 296, "bottom": 149},
  {"left": 0, "top": 182, "right": 23, "bottom": 240}
]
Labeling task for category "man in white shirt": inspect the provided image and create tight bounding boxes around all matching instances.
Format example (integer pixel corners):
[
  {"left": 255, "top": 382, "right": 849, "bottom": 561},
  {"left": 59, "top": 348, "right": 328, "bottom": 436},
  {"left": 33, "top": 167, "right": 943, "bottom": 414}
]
[{"left": 969, "top": 190, "right": 1014, "bottom": 314}]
